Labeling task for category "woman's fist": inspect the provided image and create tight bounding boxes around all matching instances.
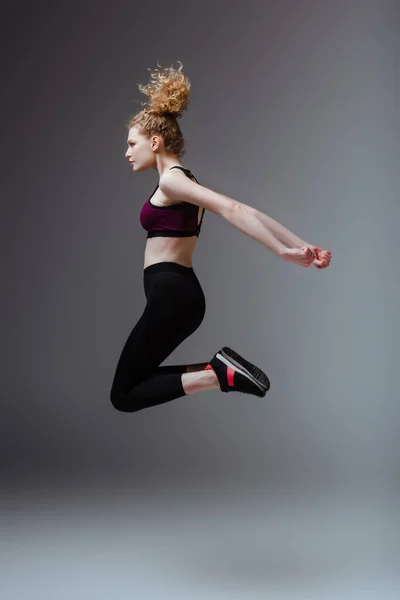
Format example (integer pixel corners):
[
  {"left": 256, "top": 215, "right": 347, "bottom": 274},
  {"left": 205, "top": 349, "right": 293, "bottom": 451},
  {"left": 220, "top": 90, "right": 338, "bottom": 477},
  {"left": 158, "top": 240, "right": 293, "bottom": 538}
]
[
  {"left": 307, "top": 245, "right": 332, "bottom": 269},
  {"left": 281, "top": 244, "right": 332, "bottom": 269}
]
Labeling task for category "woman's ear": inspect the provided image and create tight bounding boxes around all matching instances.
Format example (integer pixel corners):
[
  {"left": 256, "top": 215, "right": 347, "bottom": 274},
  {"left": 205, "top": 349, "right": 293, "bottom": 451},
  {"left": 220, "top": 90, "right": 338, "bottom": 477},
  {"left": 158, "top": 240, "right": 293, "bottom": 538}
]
[{"left": 151, "top": 135, "right": 162, "bottom": 151}]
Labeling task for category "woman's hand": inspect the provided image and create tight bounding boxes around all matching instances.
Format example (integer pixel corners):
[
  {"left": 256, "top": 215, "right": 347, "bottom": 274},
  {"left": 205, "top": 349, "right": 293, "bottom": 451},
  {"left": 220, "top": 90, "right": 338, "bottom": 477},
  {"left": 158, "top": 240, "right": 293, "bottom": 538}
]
[
  {"left": 281, "top": 246, "right": 316, "bottom": 267},
  {"left": 306, "top": 244, "right": 332, "bottom": 269},
  {"left": 281, "top": 244, "right": 332, "bottom": 269}
]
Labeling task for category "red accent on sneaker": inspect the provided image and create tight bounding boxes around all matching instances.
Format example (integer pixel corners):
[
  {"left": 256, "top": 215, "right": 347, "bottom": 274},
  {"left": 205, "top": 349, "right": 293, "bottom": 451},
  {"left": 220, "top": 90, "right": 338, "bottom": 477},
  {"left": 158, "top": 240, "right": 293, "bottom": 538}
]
[
  {"left": 205, "top": 364, "right": 213, "bottom": 371},
  {"left": 227, "top": 366, "right": 235, "bottom": 387}
]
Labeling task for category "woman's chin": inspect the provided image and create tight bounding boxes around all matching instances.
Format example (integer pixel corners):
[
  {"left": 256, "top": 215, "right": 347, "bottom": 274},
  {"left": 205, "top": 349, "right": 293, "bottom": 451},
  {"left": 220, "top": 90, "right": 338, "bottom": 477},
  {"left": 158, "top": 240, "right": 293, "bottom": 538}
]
[{"left": 135, "top": 164, "right": 149, "bottom": 173}]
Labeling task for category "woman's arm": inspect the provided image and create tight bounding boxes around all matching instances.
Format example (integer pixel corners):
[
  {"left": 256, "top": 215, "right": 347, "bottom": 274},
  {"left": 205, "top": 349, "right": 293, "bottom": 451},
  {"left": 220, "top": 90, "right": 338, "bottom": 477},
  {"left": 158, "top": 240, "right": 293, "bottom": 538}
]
[
  {"left": 225, "top": 201, "right": 308, "bottom": 257},
  {"left": 224, "top": 202, "right": 287, "bottom": 257},
  {"left": 251, "top": 208, "right": 306, "bottom": 249},
  {"left": 159, "top": 170, "right": 303, "bottom": 257},
  {"left": 227, "top": 202, "right": 330, "bottom": 268}
]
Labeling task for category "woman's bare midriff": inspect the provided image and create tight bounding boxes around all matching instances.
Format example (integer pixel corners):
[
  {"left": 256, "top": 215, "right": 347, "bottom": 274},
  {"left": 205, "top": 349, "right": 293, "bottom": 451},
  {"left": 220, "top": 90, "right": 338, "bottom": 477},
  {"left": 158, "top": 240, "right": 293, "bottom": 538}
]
[{"left": 143, "top": 236, "right": 198, "bottom": 269}]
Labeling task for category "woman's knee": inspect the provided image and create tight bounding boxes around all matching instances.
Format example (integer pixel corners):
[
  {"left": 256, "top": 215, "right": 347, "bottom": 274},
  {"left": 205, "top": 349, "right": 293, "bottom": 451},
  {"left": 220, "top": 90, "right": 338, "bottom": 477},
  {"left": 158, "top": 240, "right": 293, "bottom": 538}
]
[
  {"left": 110, "top": 389, "right": 141, "bottom": 413},
  {"left": 110, "top": 390, "right": 124, "bottom": 411}
]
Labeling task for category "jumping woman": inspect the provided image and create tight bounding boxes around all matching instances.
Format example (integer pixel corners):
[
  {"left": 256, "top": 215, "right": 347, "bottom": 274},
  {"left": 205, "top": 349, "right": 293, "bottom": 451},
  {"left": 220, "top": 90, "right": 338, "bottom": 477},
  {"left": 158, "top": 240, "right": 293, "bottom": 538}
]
[{"left": 110, "top": 61, "right": 332, "bottom": 413}]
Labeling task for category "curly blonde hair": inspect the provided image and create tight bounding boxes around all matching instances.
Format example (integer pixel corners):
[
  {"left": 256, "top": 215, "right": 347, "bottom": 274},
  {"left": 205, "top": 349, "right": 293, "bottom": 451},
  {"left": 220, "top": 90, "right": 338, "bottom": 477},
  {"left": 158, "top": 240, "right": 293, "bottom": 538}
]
[{"left": 128, "top": 61, "right": 191, "bottom": 158}]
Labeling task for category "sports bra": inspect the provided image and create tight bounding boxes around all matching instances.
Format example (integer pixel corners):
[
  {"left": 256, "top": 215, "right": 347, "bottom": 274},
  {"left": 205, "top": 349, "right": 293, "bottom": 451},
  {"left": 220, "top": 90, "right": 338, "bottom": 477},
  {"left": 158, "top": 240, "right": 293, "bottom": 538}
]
[{"left": 139, "top": 166, "right": 206, "bottom": 238}]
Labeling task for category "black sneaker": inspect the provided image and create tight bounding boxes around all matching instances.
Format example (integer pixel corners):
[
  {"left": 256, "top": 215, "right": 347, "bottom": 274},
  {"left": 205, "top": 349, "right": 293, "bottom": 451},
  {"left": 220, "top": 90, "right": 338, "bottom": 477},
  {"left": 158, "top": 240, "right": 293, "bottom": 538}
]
[{"left": 205, "top": 346, "right": 270, "bottom": 397}]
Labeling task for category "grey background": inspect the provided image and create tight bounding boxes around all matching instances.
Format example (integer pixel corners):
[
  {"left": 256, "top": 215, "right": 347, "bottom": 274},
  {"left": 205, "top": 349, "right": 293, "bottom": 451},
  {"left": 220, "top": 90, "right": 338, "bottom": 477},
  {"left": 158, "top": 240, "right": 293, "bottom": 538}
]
[{"left": 2, "top": 1, "right": 399, "bottom": 597}]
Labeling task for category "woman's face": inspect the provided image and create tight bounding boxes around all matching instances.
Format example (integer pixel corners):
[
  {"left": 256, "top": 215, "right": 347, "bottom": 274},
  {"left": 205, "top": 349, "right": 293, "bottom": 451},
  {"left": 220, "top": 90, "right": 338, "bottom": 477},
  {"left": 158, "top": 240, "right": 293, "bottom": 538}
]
[{"left": 125, "top": 126, "right": 158, "bottom": 172}]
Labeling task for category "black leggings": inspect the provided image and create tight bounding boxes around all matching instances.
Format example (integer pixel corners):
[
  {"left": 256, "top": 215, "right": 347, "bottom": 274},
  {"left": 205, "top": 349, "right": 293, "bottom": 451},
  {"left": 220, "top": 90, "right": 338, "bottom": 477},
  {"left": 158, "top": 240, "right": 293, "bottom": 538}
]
[{"left": 110, "top": 261, "right": 206, "bottom": 412}]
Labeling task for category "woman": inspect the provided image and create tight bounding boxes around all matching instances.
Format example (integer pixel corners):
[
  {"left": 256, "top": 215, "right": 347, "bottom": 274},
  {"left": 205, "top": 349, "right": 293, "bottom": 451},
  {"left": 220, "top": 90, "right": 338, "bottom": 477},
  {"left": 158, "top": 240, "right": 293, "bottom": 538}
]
[{"left": 110, "top": 62, "right": 331, "bottom": 413}]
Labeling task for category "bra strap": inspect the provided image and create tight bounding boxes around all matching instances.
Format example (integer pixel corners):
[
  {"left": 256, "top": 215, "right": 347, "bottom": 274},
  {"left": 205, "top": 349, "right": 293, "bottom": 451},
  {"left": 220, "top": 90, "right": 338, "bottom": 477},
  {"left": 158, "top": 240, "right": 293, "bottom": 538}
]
[
  {"left": 169, "top": 165, "right": 192, "bottom": 176},
  {"left": 169, "top": 165, "right": 199, "bottom": 183},
  {"left": 169, "top": 166, "right": 205, "bottom": 234},
  {"left": 169, "top": 166, "right": 188, "bottom": 171}
]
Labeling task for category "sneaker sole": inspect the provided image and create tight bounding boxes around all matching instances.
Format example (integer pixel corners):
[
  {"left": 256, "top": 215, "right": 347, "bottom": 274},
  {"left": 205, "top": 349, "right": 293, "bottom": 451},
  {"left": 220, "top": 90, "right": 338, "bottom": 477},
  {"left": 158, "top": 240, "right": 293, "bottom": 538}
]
[
  {"left": 215, "top": 352, "right": 269, "bottom": 395},
  {"left": 219, "top": 347, "right": 270, "bottom": 392}
]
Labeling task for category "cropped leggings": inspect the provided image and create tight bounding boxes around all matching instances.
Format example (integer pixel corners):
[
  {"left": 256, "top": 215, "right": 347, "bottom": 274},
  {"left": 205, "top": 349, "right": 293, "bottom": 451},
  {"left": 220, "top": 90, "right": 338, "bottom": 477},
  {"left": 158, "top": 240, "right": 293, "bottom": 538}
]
[{"left": 110, "top": 261, "right": 206, "bottom": 412}]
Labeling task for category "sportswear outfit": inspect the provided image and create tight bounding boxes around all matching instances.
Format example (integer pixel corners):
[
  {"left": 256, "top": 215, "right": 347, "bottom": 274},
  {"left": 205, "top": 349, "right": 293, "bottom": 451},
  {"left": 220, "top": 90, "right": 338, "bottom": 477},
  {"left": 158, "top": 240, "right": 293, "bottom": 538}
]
[{"left": 110, "top": 166, "right": 269, "bottom": 412}]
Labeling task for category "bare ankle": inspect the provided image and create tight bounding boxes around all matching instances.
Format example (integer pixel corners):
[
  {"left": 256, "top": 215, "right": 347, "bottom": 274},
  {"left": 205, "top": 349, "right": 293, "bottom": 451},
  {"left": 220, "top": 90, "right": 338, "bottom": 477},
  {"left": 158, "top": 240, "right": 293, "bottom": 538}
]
[{"left": 182, "top": 369, "right": 219, "bottom": 395}]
